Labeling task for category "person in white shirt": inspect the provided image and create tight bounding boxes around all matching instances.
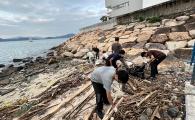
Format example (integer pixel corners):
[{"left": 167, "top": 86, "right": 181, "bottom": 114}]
[{"left": 89, "top": 60, "right": 129, "bottom": 119}]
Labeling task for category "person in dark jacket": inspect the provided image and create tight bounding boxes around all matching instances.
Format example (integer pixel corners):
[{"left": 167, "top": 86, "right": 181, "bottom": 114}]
[
  {"left": 92, "top": 46, "right": 100, "bottom": 59},
  {"left": 107, "top": 50, "right": 128, "bottom": 70},
  {"left": 141, "top": 50, "right": 166, "bottom": 80},
  {"left": 111, "top": 37, "right": 122, "bottom": 54}
]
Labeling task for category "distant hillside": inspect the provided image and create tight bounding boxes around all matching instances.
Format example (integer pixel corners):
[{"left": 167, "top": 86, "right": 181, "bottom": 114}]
[{"left": 0, "top": 33, "right": 75, "bottom": 42}]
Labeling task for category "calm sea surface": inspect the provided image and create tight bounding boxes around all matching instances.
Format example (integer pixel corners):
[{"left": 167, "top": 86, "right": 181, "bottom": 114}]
[{"left": 0, "top": 38, "right": 67, "bottom": 64}]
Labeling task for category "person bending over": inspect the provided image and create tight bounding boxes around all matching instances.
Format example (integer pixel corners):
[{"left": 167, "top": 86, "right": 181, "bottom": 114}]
[
  {"left": 92, "top": 46, "right": 100, "bottom": 59},
  {"left": 141, "top": 50, "right": 166, "bottom": 80},
  {"left": 107, "top": 49, "right": 129, "bottom": 70},
  {"left": 89, "top": 61, "right": 129, "bottom": 119}
]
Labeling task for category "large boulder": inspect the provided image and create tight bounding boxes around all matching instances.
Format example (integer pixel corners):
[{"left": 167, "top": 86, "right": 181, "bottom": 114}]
[
  {"left": 122, "top": 42, "right": 137, "bottom": 48},
  {"left": 120, "top": 37, "right": 137, "bottom": 44},
  {"left": 162, "top": 19, "right": 185, "bottom": 27},
  {"left": 127, "top": 49, "right": 144, "bottom": 56},
  {"left": 0, "top": 79, "right": 11, "bottom": 85},
  {"left": 0, "top": 64, "right": 5, "bottom": 68},
  {"left": 168, "top": 32, "right": 191, "bottom": 41},
  {"left": 187, "top": 39, "right": 195, "bottom": 47},
  {"left": 134, "top": 23, "right": 146, "bottom": 29},
  {"left": 47, "top": 57, "right": 58, "bottom": 65},
  {"left": 123, "top": 31, "right": 132, "bottom": 35},
  {"left": 154, "top": 27, "right": 171, "bottom": 34},
  {"left": 174, "top": 48, "right": 192, "bottom": 60},
  {"left": 189, "top": 30, "right": 195, "bottom": 38},
  {"left": 74, "top": 49, "right": 89, "bottom": 58},
  {"left": 13, "top": 59, "right": 23, "bottom": 62},
  {"left": 176, "top": 16, "right": 190, "bottom": 21},
  {"left": 185, "top": 22, "right": 195, "bottom": 30},
  {"left": 35, "top": 56, "right": 45, "bottom": 63},
  {"left": 171, "top": 25, "right": 186, "bottom": 32},
  {"left": 166, "top": 41, "right": 187, "bottom": 51},
  {"left": 150, "top": 34, "right": 168, "bottom": 43},
  {"left": 132, "top": 42, "right": 146, "bottom": 49},
  {"left": 146, "top": 22, "right": 160, "bottom": 27},
  {"left": 22, "top": 57, "right": 33, "bottom": 63},
  {"left": 132, "top": 56, "right": 147, "bottom": 66},
  {"left": 120, "top": 35, "right": 130, "bottom": 39},
  {"left": 137, "top": 31, "right": 153, "bottom": 43},
  {"left": 61, "top": 52, "right": 74, "bottom": 58},
  {"left": 145, "top": 43, "right": 167, "bottom": 50}
]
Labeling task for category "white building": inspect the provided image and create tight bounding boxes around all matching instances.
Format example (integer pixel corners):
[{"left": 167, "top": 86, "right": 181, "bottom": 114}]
[{"left": 105, "top": 0, "right": 143, "bottom": 17}]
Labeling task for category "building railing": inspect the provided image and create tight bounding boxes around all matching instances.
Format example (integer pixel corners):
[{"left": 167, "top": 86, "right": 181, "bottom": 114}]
[{"left": 80, "top": 19, "right": 117, "bottom": 32}]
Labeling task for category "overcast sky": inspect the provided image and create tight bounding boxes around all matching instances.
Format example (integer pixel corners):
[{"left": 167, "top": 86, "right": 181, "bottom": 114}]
[{"left": 0, "top": 0, "right": 168, "bottom": 38}]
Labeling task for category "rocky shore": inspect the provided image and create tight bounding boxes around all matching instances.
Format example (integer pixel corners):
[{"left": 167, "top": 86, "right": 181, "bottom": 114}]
[{"left": 0, "top": 12, "right": 194, "bottom": 120}]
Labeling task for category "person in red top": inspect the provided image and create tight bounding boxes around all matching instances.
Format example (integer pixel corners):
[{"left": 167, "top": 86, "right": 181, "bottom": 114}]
[{"left": 141, "top": 50, "right": 166, "bottom": 80}]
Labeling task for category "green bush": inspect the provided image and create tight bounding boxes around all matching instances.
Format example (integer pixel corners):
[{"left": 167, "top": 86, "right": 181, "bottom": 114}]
[
  {"left": 138, "top": 16, "right": 145, "bottom": 22},
  {"left": 146, "top": 16, "right": 161, "bottom": 23}
]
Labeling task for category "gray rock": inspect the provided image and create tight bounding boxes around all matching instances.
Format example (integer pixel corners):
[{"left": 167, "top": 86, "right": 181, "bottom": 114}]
[
  {"left": 189, "top": 30, "right": 195, "bottom": 38},
  {"left": 166, "top": 41, "right": 187, "bottom": 51},
  {"left": 0, "top": 88, "right": 15, "bottom": 96},
  {"left": 163, "top": 19, "right": 185, "bottom": 27},
  {"left": 146, "top": 108, "right": 153, "bottom": 116},
  {"left": 176, "top": 16, "right": 190, "bottom": 21},
  {"left": 0, "top": 79, "right": 11, "bottom": 85},
  {"left": 0, "top": 64, "right": 5, "bottom": 68},
  {"left": 13, "top": 58, "right": 23, "bottom": 62},
  {"left": 188, "top": 39, "right": 195, "bottom": 47},
  {"left": 132, "top": 42, "right": 146, "bottom": 49},
  {"left": 22, "top": 57, "right": 33, "bottom": 63},
  {"left": 47, "top": 51, "right": 54, "bottom": 57},
  {"left": 185, "top": 22, "right": 195, "bottom": 30},
  {"left": 150, "top": 34, "right": 168, "bottom": 43},
  {"left": 139, "top": 114, "right": 149, "bottom": 120},
  {"left": 168, "top": 32, "right": 191, "bottom": 41},
  {"left": 174, "top": 48, "right": 192, "bottom": 60},
  {"left": 62, "top": 52, "right": 74, "bottom": 58},
  {"left": 145, "top": 43, "right": 167, "bottom": 50},
  {"left": 167, "top": 107, "right": 179, "bottom": 118},
  {"left": 154, "top": 27, "right": 171, "bottom": 34},
  {"left": 35, "top": 56, "right": 45, "bottom": 63},
  {"left": 171, "top": 25, "right": 187, "bottom": 32}
]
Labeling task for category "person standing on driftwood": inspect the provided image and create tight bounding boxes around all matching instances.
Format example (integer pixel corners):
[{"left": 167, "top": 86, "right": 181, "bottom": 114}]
[
  {"left": 141, "top": 50, "right": 166, "bottom": 80},
  {"left": 111, "top": 37, "right": 122, "bottom": 54},
  {"left": 89, "top": 61, "right": 129, "bottom": 119}
]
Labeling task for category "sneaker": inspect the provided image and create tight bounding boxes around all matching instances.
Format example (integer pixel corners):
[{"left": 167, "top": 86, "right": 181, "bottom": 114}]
[
  {"left": 147, "top": 76, "right": 156, "bottom": 81},
  {"left": 96, "top": 109, "right": 104, "bottom": 119}
]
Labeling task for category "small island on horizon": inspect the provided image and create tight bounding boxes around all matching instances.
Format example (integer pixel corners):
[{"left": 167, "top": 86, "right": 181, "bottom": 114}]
[{"left": 0, "top": 33, "right": 75, "bottom": 42}]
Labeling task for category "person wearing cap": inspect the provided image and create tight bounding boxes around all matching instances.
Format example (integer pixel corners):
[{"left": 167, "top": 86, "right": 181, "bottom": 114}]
[
  {"left": 141, "top": 50, "right": 166, "bottom": 80},
  {"left": 112, "top": 37, "right": 122, "bottom": 54},
  {"left": 89, "top": 60, "right": 129, "bottom": 119}
]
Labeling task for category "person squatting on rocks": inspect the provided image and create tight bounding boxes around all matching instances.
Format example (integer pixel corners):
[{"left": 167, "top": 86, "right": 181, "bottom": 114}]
[
  {"left": 141, "top": 50, "right": 166, "bottom": 80},
  {"left": 111, "top": 37, "right": 122, "bottom": 54},
  {"left": 92, "top": 46, "right": 100, "bottom": 59},
  {"left": 86, "top": 51, "right": 96, "bottom": 64},
  {"left": 107, "top": 49, "right": 129, "bottom": 70},
  {"left": 89, "top": 60, "right": 129, "bottom": 119}
]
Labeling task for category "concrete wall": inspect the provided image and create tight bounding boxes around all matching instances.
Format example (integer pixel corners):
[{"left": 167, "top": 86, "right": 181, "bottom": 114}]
[
  {"left": 117, "top": 0, "right": 195, "bottom": 25},
  {"left": 80, "top": 19, "right": 117, "bottom": 33},
  {"left": 105, "top": 0, "right": 143, "bottom": 17}
]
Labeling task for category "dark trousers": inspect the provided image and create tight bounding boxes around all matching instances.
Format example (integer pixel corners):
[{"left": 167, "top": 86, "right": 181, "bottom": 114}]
[
  {"left": 150, "top": 55, "right": 166, "bottom": 78},
  {"left": 91, "top": 82, "right": 109, "bottom": 112},
  {"left": 95, "top": 52, "right": 99, "bottom": 59}
]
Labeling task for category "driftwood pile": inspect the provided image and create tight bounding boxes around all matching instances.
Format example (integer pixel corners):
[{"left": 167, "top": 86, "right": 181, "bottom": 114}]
[
  {"left": 0, "top": 61, "right": 186, "bottom": 120},
  {"left": 113, "top": 74, "right": 185, "bottom": 120}
]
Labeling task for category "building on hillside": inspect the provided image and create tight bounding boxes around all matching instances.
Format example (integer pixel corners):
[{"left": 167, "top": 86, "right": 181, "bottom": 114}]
[
  {"left": 105, "top": 0, "right": 143, "bottom": 17},
  {"left": 80, "top": 0, "right": 195, "bottom": 32},
  {"left": 105, "top": 0, "right": 195, "bottom": 24}
]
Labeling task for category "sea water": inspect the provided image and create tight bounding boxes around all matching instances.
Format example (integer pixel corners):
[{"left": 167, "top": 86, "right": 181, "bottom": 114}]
[{"left": 0, "top": 38, "right": 67, "bottom": 65}]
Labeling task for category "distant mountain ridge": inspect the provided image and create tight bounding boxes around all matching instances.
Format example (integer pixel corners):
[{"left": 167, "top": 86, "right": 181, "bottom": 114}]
[{"left": 0, "top": 33, "right": 75, "bottom": 42}]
